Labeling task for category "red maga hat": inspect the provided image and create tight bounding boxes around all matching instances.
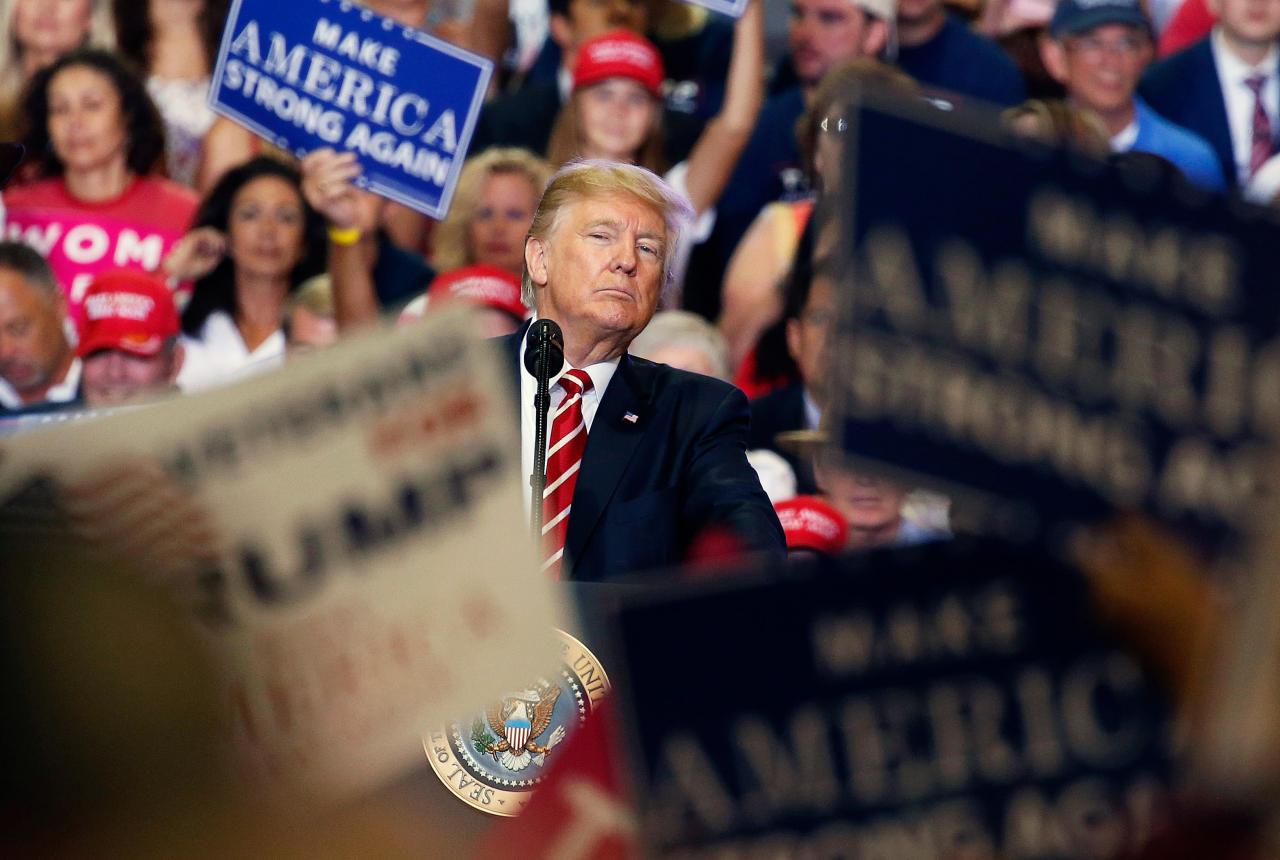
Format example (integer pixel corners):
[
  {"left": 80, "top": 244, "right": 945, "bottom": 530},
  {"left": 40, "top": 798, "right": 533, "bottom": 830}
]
[
  {"left": 774, "top": 495, "right": 849, "bottom": 555},
  {"left": 572, "top": 29, "right": 665, "bottom": 98},
  {"left": 77, "top": 270, "right": 179, "bottom": 359},
  {"left": 426, "top": 264, "right": 528, "bottom": 321}
]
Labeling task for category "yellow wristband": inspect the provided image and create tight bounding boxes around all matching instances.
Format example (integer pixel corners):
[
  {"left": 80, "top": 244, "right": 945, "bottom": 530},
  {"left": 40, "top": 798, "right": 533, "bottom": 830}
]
[{"left": 328, "top": 226, "right": 362, "bottom": 246}]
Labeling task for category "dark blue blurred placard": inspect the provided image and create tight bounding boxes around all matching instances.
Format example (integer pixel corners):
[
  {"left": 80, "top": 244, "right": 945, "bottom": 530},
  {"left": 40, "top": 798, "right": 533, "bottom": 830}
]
[
  {"left": 680, "top": 0, "right": 748, "bottom": 16},
  {"left": 209, "top": 0, "right": 492, "bottom": 219},
  {"left": 831, "top": 89, "right": 1280, "bottom": 552},
  {"left": 610, "top": 540, "right": 1171, "bottom": 859}
]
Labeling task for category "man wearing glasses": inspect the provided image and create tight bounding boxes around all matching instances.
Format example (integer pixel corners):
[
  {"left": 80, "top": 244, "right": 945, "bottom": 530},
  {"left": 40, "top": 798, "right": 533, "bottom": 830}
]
[{"left": 1039, "top": 0, "right": 1227, "bottom": 192}]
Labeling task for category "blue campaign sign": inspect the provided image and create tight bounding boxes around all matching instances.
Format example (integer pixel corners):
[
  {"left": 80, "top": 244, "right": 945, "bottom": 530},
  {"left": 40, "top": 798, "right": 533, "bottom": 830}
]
[
  {"left": 610, "top": 540, "right": 1172, "bottom": 858},
  {"left": 209, "top": 0, "right": 492, "bottom": 219},
  {"left": 830, "top": 89, "right": 1280, "bottom": 552}
]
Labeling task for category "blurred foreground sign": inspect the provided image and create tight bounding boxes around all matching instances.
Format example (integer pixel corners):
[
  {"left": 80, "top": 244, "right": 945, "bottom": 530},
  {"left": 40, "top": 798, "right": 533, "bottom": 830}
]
[
  {"left": 831, "top": 89, "right": 1280, "bottom": 551},
  {"left": 611, "top": 541, "right": 1171, "bottom": 859},
  {"left": 0, "top": 308, "right": 564, "bottom": 803}
]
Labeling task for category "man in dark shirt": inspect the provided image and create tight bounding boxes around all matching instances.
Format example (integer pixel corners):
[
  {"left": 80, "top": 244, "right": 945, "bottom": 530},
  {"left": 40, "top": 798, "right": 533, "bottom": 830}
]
[
  {"left": 896, "top": 0, "right": 1027, "bottom": 106},
  {"left": 686, "top": 0, "right": 896, "bottom": 319}
]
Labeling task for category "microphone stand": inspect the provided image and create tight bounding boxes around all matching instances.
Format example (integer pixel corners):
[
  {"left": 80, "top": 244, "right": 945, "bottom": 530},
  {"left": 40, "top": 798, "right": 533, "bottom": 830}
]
[
  {"left": 531, "top": 349, "right": 552, "bottom": 542},
  {"left": 527, "top": 321, "right": 563, "bottom": 542}
]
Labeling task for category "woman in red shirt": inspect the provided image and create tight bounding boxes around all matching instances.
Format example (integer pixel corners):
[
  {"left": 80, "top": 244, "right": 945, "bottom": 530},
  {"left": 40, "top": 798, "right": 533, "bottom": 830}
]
[{"left": 3, "top": 48, "right": 197, "bottom": 323}]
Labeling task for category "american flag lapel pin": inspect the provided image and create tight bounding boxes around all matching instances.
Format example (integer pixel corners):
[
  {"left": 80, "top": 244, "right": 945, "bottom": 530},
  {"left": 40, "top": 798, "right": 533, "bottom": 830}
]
[{"left": 623, "top": 412, "right": 639, "bottom": 424}]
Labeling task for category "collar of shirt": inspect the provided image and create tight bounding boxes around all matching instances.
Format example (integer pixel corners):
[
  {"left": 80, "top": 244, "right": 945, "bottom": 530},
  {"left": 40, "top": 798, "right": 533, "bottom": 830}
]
[
  {"left": 0, "top": 357, "right": 81, "bottom": 410},
  {"left": 802, "top": 387, "right": 822, "bottom": 431},
  {"left": 518, "top": 323, "right": 621, "bottom": 520},
  {"left": 1110, "top": 117, "right": 1140, "bottom": 152},
  {"left": 178, "top": 310, "right": 286, "bottom": 392},
  {"left": 558, "top": 66, "right": 572, "bottom": 103},
  {"left": 1212, "top": 26, "right": 1280, "bottom": 180}
]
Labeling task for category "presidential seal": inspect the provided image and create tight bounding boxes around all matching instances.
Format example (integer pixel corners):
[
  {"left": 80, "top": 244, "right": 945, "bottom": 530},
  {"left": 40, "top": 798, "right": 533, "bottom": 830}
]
[{"left": 424, "top": 628, "right": 610, "bottom": 816}]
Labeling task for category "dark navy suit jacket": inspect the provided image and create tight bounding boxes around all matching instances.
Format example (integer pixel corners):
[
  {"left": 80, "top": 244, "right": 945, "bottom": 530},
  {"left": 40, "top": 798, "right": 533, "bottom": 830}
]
[
  {"left": 747, "top": 383, "right": 818, "bottom": 496},
  {"left": 1140, "top": 38, "right": 1239, "bottom": 187},
  {"left": 500, "top": 328, "right": 785, "bottom": 581}
]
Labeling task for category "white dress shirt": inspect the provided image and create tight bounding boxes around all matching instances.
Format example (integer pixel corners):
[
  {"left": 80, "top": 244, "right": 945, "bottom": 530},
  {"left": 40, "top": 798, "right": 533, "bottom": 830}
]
[
  {"left": 1110, "top": 119, "right": 1140, "bottom": 152},
  {"left": 0, "top": 357, "right": 81, "bottom": 409},
  {"left": 177, "top": 310, "right": 286, "bottom": 393},
  {"left": 518, "top": 324, "right": 619, "bottom": 520},
  {"left": 1212, "top": 26, "right": 1280, "bottom": 181}
]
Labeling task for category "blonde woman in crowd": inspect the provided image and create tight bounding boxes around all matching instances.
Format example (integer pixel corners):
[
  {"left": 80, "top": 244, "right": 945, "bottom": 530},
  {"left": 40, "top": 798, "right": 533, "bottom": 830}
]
[{"left": 430, "top": 147, "right": 552, "bottom": 277}]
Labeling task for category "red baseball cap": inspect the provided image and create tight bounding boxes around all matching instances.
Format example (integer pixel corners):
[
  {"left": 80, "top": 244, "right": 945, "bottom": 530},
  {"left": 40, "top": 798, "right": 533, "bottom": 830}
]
[
  {"left": 774, "top": 496, "right": 849, "bottom": 556},
  {"left": 572, "top": 29, "right": 665, "bottom": 98},
  {"left": 77, "top": 271, "right": 180, "bottom": 359},
  {"left": 424, "top": 264, "right": 528, "bottom": 322}
]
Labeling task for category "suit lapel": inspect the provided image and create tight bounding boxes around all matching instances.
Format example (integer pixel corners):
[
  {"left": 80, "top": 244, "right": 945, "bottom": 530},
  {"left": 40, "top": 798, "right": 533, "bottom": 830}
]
[
  {"left": 565, "top": 354, "right": 652, "bottom": 564},
  {"left": 1199, "top": 41, "right": 1239, "bottom": 184}
]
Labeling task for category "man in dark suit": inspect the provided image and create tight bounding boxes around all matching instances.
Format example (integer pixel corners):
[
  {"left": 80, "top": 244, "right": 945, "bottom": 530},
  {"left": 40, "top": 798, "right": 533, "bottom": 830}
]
[
  {"left": 1140, "top": 0, "right": 1280, "bottom": 188},
  {"left": 503, "top": 160, "right": 784, "bottom": 581}
]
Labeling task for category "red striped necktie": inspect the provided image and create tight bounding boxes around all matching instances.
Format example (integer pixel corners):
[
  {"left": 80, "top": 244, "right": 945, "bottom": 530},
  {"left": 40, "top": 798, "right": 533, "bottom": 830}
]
[
  {"left": 1246, "top": 73, "right": 1274, "bottom": 179},
  {"left": 541, "top": 368, "right": 593, "bottom": 578}
]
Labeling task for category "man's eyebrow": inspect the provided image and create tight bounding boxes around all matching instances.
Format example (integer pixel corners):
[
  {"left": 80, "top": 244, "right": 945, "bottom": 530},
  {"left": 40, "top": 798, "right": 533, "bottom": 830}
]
[{"left": 580, "top": 219, "right": 665, "bottom": 244}]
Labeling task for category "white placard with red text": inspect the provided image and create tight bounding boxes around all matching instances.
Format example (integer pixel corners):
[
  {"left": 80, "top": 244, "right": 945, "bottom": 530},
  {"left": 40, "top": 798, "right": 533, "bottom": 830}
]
[{"left": 0, "top": 308, "right": 565, "bottom": 803}]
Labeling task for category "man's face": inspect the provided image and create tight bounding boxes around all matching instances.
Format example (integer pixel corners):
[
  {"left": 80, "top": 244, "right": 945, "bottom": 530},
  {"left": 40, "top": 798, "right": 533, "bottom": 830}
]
[
  {"left": 790, "top": 0, "right": 874, "bottom": 86},
  {"left": 81, "top": 347, "right": 179, "bottom": 407},
  {"left": 566, "top": 0, "right": 648, "bottom": 44},
  {"left": 0, "top": 268, "right": 71, "bottom": 399},
  {"left": 1053, "top": 24, "right": 1152, "bottom": 116},
  {"left": 818, "top": 465, "right": 907, "bottom": 537},
  {"left": 897, "top": 0, "right": 941, "bottom": 26},
  {"left": 527, "top": 193, "right": 667, "bottom": 358},
  {"left": 1212, "top": 0, "right": 1280, "bottom": 48},
  {"left": 786, "top": 274, "right": 837, "bottom": 405}
]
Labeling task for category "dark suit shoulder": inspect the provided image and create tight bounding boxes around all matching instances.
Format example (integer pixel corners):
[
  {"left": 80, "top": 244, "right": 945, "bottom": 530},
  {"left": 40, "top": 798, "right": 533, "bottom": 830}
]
[
  {"left": 747, "top": 383, "right": 805, "bottom": 447},
  {"left": 1141, "top": 38, "right": 1213, "bottom": 105},
  {"left": 623, "top": 355, "right": 745, "bottom": 408}
]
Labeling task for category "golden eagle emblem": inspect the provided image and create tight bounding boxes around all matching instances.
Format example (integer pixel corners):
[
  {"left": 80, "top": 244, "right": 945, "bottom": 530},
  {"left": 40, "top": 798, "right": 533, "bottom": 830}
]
[{"left": 483, "top": 682, "right": 566, "bottom": 772}]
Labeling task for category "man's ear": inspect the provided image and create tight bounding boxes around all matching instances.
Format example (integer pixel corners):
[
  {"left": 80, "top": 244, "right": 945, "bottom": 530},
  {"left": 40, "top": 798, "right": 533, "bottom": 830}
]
[
  {"left": 525, "top": 236, "right": 550, "bottom": 287},
  {"left": 1039, "top": 33, "right": 1070, "bottom": 85}
]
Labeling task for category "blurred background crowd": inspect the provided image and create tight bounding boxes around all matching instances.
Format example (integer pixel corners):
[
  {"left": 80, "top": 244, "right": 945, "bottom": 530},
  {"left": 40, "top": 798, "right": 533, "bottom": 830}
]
[{"left": 1, "top": 0, "right": 1278, "bottom": 554}]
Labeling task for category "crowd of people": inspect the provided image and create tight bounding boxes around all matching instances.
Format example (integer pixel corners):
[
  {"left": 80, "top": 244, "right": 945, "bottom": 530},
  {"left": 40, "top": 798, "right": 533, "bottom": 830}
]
[{"left": 1, "top": 0, "right": 1277, "bottom": 559}]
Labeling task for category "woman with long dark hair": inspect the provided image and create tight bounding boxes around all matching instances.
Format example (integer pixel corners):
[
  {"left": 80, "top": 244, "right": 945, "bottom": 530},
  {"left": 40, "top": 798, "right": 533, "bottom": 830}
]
[
  {"left": 3, "top": 48, "right": 197, "bottom": 321},
  {"left": 169, "top": 156, "right": 326, "bottom": 391}
]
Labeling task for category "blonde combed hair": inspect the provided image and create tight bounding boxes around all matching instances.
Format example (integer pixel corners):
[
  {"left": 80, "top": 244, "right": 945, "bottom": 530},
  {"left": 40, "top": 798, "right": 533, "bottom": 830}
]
[
  {"left": 431, "top": 147, "right": 553, "bottom": 272},
  {"left": 521, "top": 159, "right": 695, "bottom": 308}
]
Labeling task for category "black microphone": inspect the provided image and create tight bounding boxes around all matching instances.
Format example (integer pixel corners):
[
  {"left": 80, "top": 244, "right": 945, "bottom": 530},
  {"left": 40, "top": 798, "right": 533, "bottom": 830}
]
[
  {"left": 524, "top": 318, "right": 565, "bottom": 380},
  {"left": 527, "top": 319, "right": 564, "bottom": 540}
]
